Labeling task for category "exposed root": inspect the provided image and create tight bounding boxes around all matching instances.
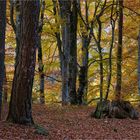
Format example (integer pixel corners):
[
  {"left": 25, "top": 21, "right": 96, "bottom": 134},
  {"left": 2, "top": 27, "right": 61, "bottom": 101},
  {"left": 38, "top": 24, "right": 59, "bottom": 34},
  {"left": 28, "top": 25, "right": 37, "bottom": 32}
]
[{"left": 91, "top": 100, "right": 139, "bottom": 119}]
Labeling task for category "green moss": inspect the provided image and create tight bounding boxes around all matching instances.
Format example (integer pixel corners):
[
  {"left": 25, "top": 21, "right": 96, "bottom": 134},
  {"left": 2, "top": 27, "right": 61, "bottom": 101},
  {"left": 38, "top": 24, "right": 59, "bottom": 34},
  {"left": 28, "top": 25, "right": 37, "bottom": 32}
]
[{"left": 34, "top": 124, "right": 48, "bottom": 136}]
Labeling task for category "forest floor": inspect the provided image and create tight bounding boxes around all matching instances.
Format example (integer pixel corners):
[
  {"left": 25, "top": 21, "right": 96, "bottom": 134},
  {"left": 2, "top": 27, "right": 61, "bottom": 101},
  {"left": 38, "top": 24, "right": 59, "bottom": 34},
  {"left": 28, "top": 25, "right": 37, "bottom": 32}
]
[{"left": 0, "top": 104, "right": 140, "bottom": 140}]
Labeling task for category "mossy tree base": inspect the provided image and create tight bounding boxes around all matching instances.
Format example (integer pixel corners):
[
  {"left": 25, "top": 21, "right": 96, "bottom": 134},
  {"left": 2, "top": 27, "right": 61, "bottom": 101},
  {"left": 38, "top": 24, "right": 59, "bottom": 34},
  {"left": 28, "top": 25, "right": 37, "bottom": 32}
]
[
  {"left": 34, "top": 124, "right": 48, "bottom": 136},
  {"left": 91, "top": 100, "right": 139, "bottom": 119}
]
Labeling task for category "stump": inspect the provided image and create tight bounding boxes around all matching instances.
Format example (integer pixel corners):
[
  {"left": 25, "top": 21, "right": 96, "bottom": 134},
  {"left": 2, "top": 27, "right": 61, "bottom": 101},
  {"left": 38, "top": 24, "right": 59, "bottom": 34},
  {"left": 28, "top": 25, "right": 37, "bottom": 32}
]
[{"left": 91, "top": 100, "right": 139, "bottom": 119}]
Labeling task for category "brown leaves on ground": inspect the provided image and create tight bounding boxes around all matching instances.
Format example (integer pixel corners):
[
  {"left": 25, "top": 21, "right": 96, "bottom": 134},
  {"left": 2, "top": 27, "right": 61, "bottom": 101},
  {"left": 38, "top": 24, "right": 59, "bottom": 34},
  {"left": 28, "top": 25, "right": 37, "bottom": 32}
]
[{"left": 0, "top": 104, "right": 140, "bottom": 139}]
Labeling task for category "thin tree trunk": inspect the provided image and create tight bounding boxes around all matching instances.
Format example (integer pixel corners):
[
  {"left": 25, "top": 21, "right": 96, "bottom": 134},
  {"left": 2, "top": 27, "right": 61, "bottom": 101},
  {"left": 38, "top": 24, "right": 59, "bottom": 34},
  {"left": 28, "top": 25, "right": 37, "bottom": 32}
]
[
  {"left": 97, "top": 17, "right": 103, "bottom": 102},
  {"left": 52, "top": 0, "right": 63, "bottom": 73},
  {"left": 38, "top": 35, "right": 45, "bottom": 104},
  {"left": 138, "top": 29, "right": 140, "bottom": 95},
  {"left": 77, "top": 35, "right": 89, "bottom": 105},
  {"left": 7, "top": 0, "right": 40, "bottom": 125},
  {"left": 77, "top": 0, "right": 91, "bottom": 105},
  {"left": 115, "top": 0, "right": 123, "bottom": 100},
  {"left": 105, "top": 23, "right": 115, "bottom": 99},
  {"left": 92, "top": 0, "right": 107, "bottom": 102},
  {"left": 38, "top": 0, "right": 45, "bottom": 104},
  {"left": 105, "top": 1, "right": 116, "bottom": 100},
  {"left": 0, "top": 0, "right": 6, "bottom": 120},
  {"left": 3, "top": 65, "right": 8, "bottom": 104}
]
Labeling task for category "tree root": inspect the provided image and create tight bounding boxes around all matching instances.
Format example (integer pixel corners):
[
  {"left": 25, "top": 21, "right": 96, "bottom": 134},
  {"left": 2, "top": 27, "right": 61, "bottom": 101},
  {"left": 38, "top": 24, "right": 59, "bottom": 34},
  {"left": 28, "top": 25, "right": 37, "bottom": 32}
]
[{"left": 91, "top": 100, "right": 139, "bottom": 119}]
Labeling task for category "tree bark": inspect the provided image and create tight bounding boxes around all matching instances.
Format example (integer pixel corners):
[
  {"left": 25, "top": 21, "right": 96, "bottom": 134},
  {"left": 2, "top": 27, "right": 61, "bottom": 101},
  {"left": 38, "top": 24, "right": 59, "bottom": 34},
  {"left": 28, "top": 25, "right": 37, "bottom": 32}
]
[
  {"left": 0, "top": 0, "right": 6, "bottom": 120},
  {"left": 7, "top": 0, "right": 40, "bottom": 125},
  {"left": 115, "top": 0, "right": 123, "bottom": 100},
  {"left": 59, "top": 0, "right": 78, "bottom": 105},
  {"left": 96, "top": 16, "right": 103, "bottom": 102},
  {"left": 77, "top": 1, "right": 92, "bottom": 105},
  {"left": 59, "top": 0, "right": 71, "bottom": 104},
  {"left": 138, "top": 30, "right": 140, "bottom": 95},
  {"left": 38, "top": 35, "right": 45, "bottom": 104},
  {"left": 77, "top": 35, "right": 89, "bottom": 105},
  {"left": 69, "top": 0, "right": 78, "bottom": 104},
  {"left": 105, "top": 1, "right": 116, "bottom": 100},
  {"left": 3, "top": 65, "right": 8, "bottom": 104},
  {"left": 38, "top": 0, "right": 45, "bottom": 104}
]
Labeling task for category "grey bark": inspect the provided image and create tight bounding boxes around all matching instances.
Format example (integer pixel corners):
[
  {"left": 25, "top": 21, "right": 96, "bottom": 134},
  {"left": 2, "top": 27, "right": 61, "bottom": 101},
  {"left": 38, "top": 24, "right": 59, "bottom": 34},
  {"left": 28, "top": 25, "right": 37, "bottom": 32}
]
[{"left": 59, "top": 0, "right": 78, "bottom": 105}]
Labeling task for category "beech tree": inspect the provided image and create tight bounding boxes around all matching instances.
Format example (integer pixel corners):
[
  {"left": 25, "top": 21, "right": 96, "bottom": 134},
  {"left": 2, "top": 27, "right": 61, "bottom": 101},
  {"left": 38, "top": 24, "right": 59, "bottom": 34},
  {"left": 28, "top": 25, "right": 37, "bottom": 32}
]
[
  {"left": 138, "top": 29, "right": 140, "bottom": 95},
  {"left": 38, "top": 0, "right": 45, "bottom": 104},
  {"left": 59, "top": 0, "right": 78, "bottom": 105},
  {"left": 77, "top": 0, "right": 90, "bottom": 105},
  {"left": 115, "top": 0, "right": 123, "bottom": 100},
  {"left": 7, "top": 0, "right": 40, "bottom": 124},
  {"left": 91, "top": 0, "right": 138, "bottom": 120},
  {"left": 0, "top": 0, "right": 6, "bottom": 120}
]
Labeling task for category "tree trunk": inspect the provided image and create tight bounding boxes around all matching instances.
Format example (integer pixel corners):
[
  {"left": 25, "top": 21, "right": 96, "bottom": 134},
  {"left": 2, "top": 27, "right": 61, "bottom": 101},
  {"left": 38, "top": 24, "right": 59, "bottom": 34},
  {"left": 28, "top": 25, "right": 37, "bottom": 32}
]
[
  {"left": 105, "top": 2, "right": 116, "bottom": 99},
  {"left": 115, "top": 0, "right": 123, "bottom": 100},
  {"left": 69, "top": 0, "right": 78, "bottom": 104},
  {"left": 77, "top": 1, "right": 91, "bottom": 105},
  {"left": 59, "top": 0, "right": 78, "bottom": 105},
  {"left": 38, "top": 0, "right": 45, "bottom": 104},
  {"left": 97, "top": 17, "right": 103, "bottom": 102},
  {"left": 38, "top": 35, "right": 45, "bottom": 104},
  {"left": 7, "top": 0, "right": 40, "bottom": 125},
  {"left": 3, "top": 65, "right": 8, "bottom": 104},
  {"left": 138, "top": 30, "right": 140, "bottom": 95},
  {"left": 52, "top": 0, "right": 63, "bottom": 73},
  {"left": 0, "top": 0, "right": 6, "bottom": 120},
  {"left": 59, "top": 0, "right": 71, "bottom": 104},
  {"left": 77, "top": 35, "right": 89, "bottom": 105}
]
